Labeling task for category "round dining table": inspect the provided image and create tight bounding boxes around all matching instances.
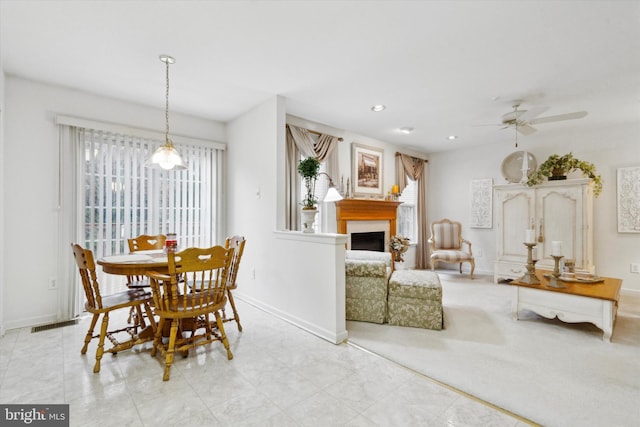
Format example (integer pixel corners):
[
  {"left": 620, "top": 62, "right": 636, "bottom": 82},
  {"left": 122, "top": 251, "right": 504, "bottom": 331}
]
[{"left": 96, "top": 250, "right": 172, "bottom": 276}]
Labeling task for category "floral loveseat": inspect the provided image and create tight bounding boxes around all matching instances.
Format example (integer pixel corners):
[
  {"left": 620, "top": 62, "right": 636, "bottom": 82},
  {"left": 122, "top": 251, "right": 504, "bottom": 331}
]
[{"left": 345, "top": 250, "right": 392, "bottom": 324}]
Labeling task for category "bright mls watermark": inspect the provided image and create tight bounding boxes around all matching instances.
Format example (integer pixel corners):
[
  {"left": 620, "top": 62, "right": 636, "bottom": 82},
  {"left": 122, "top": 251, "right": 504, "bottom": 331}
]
[{"left": 1, "top": 405, "right": 69, "bottom": 426}]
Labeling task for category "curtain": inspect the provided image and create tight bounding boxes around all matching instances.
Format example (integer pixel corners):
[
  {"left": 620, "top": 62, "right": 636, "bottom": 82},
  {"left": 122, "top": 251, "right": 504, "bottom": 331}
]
[
  {"left": 285, "top": 124, "right": 340, "bottom": 231},
  {"left": 57, "top": 125, "right": 83, "bottom": 319},
  {"left": 396, "top": 153, "right": 429, "bottom": 269}
]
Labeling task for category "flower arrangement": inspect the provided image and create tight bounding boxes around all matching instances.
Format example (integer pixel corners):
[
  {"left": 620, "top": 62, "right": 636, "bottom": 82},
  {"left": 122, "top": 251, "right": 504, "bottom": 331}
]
[
  {"left": 526, "top": 152, "right": 603, "bottom": 197},
  {"left": 389, "top": 235, "right": 411, "bottom": 262}
]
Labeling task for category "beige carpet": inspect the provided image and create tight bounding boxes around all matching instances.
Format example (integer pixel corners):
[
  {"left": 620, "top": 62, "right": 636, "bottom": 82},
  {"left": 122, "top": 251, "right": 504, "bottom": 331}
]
[{"left": 346, "top": 272, "right": 640, "bottom": 427}]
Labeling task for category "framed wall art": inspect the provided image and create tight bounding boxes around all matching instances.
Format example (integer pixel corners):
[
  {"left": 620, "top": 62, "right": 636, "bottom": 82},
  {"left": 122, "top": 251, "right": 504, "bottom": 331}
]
[
  {"left": 351, "top": 143, "right": 384, "bottom": 198},
  {"left": 617, "top": 166, "right": 640, "bottom": 233},
  {"left": 470, "top": 178, "right": 493, "bottom": 228}
]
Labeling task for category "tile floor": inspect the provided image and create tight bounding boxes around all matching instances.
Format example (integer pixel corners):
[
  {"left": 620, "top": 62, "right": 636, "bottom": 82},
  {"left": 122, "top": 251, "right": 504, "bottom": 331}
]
[{"left": 0, "top": 300, "right": 535, "bottom": 427}]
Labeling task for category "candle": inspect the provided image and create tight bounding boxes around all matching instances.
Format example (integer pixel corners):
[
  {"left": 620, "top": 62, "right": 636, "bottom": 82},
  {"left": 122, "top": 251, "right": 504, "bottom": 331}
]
[
  {"left": 551, "top": 241, "right": 563, "bottom": 256},
  {"left": 392, "top": 184, "right": 399, "bottom": 194},
  {"left": 525, "top": 229, "right": 535, "bottom": 244}
]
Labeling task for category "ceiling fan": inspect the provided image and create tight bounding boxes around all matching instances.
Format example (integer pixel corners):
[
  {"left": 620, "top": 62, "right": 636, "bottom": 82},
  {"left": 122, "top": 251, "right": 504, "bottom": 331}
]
[{"left": 498, "top": 103, "right": 588, "bottom": 136}]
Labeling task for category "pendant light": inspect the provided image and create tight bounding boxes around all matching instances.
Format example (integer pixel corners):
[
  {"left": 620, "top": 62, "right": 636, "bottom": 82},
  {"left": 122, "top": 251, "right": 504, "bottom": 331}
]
[{"left": 146, "top": 55, "right": 187, "bottom": 170}]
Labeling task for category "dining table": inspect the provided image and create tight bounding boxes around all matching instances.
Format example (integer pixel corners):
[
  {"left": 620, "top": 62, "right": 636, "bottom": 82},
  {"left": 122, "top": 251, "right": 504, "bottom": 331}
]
[{"left": 97, "top": 249, "right": 171, "bottom": 276}]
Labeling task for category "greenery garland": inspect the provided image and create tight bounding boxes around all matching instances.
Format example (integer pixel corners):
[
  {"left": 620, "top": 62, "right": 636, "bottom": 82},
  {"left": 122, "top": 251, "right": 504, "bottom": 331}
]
[{"left": 526, "top": 152, "right": 603, "bottom": 197}]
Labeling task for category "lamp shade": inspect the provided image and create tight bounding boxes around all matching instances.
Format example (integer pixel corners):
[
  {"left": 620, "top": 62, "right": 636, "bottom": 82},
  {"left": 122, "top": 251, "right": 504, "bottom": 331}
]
[
  {"left": 323, "top": 186, "right": 343, "bottom": 202},
  {"left": 146, "top": 144, "right": 188, "bottom": 170}
]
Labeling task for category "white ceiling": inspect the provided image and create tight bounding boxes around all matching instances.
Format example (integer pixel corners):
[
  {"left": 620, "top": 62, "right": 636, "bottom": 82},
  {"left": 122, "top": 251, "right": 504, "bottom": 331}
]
[{"left": 1, "top": 0, "right": 639, "bottom": 153}]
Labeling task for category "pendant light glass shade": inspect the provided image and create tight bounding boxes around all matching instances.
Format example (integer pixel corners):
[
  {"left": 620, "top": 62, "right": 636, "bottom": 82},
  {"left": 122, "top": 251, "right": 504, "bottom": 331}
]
[
  {"left": 146, "top": 55, "right": 187, "bottom": 171},
  {"left": 147, "top": 143, "right": 188, "bottom": 170}
]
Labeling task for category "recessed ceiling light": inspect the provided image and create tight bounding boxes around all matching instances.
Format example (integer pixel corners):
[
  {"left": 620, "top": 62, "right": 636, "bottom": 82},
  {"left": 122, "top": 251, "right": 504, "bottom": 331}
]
[
  {"left": 399, "top": 127, "right": 414, "bottom": 134},
  {"left": 371, "top": 105, "right": 386, "bottom": 112},
  {"left": 448, "top": 135, "right": 458, "bottom": 140}
]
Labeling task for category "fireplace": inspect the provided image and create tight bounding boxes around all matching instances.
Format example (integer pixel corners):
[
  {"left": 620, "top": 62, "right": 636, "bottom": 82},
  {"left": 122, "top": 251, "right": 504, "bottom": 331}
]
[
  {"left": 351, "top": 231, "right": 385, "bottom": 252},
  {"left": 335, "top": 199, "right": 402, "bottom": 252}
]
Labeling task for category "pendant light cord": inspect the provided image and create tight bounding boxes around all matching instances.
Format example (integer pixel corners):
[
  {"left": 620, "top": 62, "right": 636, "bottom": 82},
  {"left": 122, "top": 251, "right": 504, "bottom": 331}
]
[{"left": 165, "top": 58, "right": 171, "bottom": 146}]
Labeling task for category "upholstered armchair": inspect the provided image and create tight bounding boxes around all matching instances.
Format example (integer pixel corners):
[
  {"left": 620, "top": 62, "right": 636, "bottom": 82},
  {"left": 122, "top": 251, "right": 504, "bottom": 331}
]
[
  {"left": 345, "top": 250, "right": 392, "bottom": 324},
  {"left": 429, "top": 218, "right": 475, "bottom": 279}
]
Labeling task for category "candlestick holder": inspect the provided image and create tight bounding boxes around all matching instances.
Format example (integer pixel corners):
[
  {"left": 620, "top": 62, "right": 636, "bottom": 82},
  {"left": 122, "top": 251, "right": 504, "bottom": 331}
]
[
  {"left": 517, "top": 242, "right": 540, "bottom": 285},
  {"left": 546, "top": 254, "right": 566, "bottom": 288}
]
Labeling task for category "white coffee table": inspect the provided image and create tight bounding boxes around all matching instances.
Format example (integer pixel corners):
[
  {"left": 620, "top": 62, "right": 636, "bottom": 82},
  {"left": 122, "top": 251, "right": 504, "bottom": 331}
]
[{"left": 511, "top": 271, "right": 622, "bottom": 342}]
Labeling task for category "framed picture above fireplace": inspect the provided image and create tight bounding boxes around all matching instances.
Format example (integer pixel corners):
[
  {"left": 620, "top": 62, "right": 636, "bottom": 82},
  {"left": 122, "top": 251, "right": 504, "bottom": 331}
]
[{"left": 352, "top": 143, "right": 384, "bottom": 198}]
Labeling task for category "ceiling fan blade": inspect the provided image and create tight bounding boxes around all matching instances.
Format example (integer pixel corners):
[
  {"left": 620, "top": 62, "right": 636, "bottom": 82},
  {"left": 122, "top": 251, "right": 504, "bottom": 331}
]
[
  {"left": 517, "top": 106, "right": 549, "bottom": 123},
  {"left": 517, "top": 124, "right": 537, "bottom": 135},
  {"left": 528, "top": 111, "right": 588, "bottom": 125}
]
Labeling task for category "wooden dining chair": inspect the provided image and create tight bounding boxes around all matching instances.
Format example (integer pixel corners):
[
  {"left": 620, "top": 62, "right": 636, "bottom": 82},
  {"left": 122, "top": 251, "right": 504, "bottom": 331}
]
[
  {"left": 127, "top": 234, "right": 167, "bottom": 253},
  {"left": 147, "top": 245, "right": 234, "bottom": 381},
  {"left": 124, "top": 234, "right": 167, "bottom": 324},
  {"left": 126, "top": 233, "right": 166, "bottom": 289},
  {"left": 222, "top": 235, "right": 246, "bottom": 332},
  {"left": 70, "top": 243, "right": 156, "bottom": 373}
]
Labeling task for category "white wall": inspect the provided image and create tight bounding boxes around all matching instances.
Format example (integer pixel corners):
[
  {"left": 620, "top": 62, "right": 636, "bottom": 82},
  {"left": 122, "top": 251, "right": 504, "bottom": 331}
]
[
  {"left": 2, "top": 76, "right": 225, "bottom": 329},
  {"left": 226, "top": 97, "right": 348, "bottom": 343},
  {"left": 428, "top": 123, "right": 640, "bottom": 292},
  {"left": 0, "top": 68, "right": 6, "bottom": 335}
]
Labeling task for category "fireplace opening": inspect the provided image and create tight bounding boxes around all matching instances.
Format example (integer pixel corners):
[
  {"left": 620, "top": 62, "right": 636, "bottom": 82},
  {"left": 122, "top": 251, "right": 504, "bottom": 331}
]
[{"left": 351, "top": 231, "right": 385, "bottom": 252}]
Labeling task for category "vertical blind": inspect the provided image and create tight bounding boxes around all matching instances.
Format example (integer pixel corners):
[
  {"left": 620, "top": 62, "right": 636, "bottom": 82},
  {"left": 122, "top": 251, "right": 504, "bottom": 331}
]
[{"left": 80, "top": 127, "right": 221, "bottom": 295}]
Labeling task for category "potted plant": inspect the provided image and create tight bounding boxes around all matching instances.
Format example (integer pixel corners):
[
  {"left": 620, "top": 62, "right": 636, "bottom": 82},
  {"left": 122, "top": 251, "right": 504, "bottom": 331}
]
[
  {"left": 298, "top": 156, "right": 321, "bottom": 232},
  {"left": 526, "top": 152, "right": 603, "bottom": 197}
]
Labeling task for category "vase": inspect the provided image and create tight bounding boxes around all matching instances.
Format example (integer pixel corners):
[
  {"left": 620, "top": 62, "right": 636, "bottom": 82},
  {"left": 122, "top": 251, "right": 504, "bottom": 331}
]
[
  {"left": 549, "top": 168, "right": 567, "bottom": 181},
  {"left": 394, "top": 261, "right": 405, "bottom": 270},
  {"left": 301, "top": 208, "right": 318, "bottom": 233}
]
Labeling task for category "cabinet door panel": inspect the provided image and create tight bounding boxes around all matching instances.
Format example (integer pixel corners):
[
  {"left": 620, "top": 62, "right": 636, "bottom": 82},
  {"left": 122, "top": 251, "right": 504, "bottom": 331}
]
[
  {"left": 496, "top": 189, "right": 534, "bottom": 262},
  {"left": 538, "top": 186, "right": 583, "bottom": 267}
]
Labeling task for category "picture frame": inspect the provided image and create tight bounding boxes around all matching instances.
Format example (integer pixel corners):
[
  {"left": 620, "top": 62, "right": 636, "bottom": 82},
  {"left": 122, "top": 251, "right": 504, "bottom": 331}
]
[
  {"left": 470, "top": 178, "right": 493, "bottom": 228},
  {"left": 617, "top": 166, "right": 640, "bottom": 233},
  {"left": 351, "top": 143, "right": 384, "bottom": 198}
]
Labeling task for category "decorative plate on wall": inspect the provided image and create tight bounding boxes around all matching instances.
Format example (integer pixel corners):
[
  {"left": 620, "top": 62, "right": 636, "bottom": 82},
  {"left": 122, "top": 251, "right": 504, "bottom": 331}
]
[{"left": 501, "top": 151, "right": 537, "bottom": 183}]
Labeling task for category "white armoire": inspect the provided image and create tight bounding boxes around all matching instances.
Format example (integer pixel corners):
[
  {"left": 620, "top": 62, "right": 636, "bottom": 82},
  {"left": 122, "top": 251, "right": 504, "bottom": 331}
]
[{"left": 493, "top": 178, "right": 594, "bottom": 282}]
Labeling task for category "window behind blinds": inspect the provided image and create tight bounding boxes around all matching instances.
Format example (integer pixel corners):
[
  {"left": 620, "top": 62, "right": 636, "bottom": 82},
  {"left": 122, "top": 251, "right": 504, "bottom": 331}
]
[
  {"left": 398, "top": 177, "right": 417, "bottom": 242},
  {"left": 80, "top": 128, "right": 221, "bottom": 295}
]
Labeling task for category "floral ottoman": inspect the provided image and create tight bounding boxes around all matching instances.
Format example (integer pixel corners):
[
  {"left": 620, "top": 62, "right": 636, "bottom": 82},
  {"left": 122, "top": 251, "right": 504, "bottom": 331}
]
[
  {"left": 387, "top": 270, "right": 443, "bottom": 330},
  {"left": 345, "top": 259, "right": 389, "bottom": 324}
]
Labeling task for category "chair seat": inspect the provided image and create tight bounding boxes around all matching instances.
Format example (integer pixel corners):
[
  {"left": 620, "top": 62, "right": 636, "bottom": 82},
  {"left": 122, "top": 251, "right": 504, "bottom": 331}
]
[
  {"left": 431, "top": 250, "right": 474, "bottom": 262},
  {"left": 85, "top": 289, "right": 151, "bottom": 313}
]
